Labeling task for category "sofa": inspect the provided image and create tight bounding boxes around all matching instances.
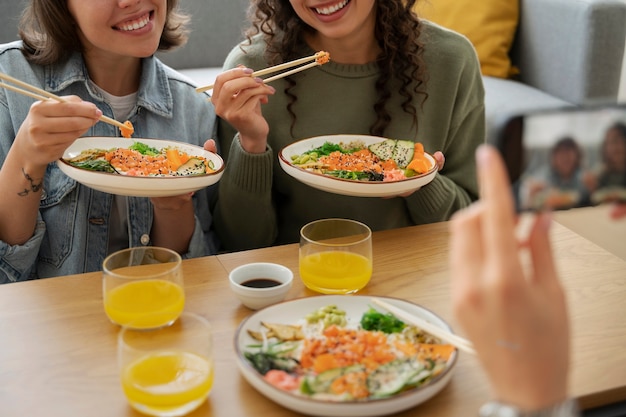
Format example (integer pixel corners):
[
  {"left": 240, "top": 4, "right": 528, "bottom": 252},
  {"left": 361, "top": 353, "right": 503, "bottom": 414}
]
[
  {"left": 1, "top": 0, "right": 625, "bottom": 145},
  {"left": 483, "top": 0, "right": 626, "bottom": 143}
]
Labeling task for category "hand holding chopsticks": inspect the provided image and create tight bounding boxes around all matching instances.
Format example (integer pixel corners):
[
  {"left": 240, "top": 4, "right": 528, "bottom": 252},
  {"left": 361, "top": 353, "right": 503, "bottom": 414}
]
[
  {"left": 0, "top": 72, "right": 134, "bottom": 138},
  {"left": 195, "top": 51, "right": 330, "bottom": 93},
  {"left": 371, "top": 298, "right": 476, "bottom": 355}
]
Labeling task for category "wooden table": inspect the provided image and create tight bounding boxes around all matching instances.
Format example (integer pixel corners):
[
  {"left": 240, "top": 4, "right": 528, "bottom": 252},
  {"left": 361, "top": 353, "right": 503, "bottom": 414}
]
[
  {"left": 1, "top": 218, "right": 625, "bottom": 417},
  {"left": 553, "top": 205, "right": 626, "bottom": 262}
]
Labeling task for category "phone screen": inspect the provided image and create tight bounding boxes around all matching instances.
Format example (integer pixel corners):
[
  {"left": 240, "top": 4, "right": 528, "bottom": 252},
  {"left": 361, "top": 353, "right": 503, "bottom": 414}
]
[{"left": 496, "top": 104, "right": 626, "bottom": 212}]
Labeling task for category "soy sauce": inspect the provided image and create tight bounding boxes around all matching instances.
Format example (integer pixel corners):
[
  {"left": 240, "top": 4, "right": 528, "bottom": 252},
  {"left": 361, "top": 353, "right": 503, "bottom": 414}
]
[{"left": 241, "top": 278, "right": 281, "bottom": 288}]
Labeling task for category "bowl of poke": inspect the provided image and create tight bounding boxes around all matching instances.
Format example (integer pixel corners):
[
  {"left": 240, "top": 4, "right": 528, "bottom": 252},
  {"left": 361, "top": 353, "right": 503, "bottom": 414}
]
[
  {"left": 57, "top": 137, "right": 224, "bottom": 197},
  {"left": 234, "top": 295, "right": 458, "bottom": 417},
  {"left": 278, "top": 135, "right": 437, "bottom": 198}
]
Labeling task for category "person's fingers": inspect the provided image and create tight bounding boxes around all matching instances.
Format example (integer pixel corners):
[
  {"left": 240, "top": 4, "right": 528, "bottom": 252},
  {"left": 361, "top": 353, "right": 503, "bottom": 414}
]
[
  {"left": 227, "top": 82, "right": 274, "bottom": 107},
  {"left": 203, "top": 139, "right": 217, "bottom": 153},
  {"left": 210, "top": 67, "right": 254, "bottom": 102},
  {"left": 433, "top": 151, "right": 445, "bottom": 171},
  {"left": 525, "top": 212, "right": 557, "bottom": 285},
  {"left": 212, "top": 80, "right": 273, "bottom": 121},
  {"left": 610, "top": 203, "right": 626, "bottom": 219},
  {"left": 449, "top": 202, "right": 486, "bottom": 287},
  {"left": 475, "top": 145, "right": 518, "bottom": 262}
]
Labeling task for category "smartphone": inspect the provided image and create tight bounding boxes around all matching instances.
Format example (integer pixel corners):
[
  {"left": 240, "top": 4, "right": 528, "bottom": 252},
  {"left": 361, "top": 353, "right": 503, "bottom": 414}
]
[{"left": 495, "top": 104, "right": 626, "bottom": 212}]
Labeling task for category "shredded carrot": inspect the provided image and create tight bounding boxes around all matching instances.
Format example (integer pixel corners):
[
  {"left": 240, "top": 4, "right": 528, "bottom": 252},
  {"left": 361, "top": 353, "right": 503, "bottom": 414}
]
[
  {"left": 380, "top": 158, "right": 398, "bottom": 171},
  {"left": 301, "top": 325, "right": 396, "bottom": 373},
  {"left": 406, "top": 142, "right": 432, "bottom": 174},
  {"left": 165, "top": 148, "right": 190, "bottom": 171},
  {"left": 319, "top": 149, "right": 384, "bottom": 173},
  {"left": 330, "top": 371, "right": 369, "bottom": 399},
  {"left": 120, "top": 120, "right": 134, "bottom": 139},
  {"left": 415, "top": 343, "right": 455, "bottom": 361},
  {"left": 105, "top": 148, "right": 169, "bottom": 176},
  {"left": 312, "top": 353, "right": 340, "bottom": 374}
]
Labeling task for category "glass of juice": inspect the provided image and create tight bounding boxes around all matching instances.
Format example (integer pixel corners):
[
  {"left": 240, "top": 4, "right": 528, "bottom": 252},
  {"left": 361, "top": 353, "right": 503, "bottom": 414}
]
[
  {"left": 103, "top": 246, "right": 184, "bottom": 329},
  {"left": 299, "top": 218, "right": 373, "bottom": 294},
  {"left": 118, "top": 312, "right": 214, "bottom": 417}
]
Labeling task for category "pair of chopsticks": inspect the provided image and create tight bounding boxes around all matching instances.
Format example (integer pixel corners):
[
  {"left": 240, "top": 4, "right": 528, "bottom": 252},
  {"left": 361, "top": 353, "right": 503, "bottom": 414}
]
[
  {"left": 371, "top": 298, "right": 476, "bottom": 355},
  {"left": 0, "top": 72, "right": 133, "bottom": 136},
  {"left": 195, "top": 51, "right": 330, "bottom": 93}
]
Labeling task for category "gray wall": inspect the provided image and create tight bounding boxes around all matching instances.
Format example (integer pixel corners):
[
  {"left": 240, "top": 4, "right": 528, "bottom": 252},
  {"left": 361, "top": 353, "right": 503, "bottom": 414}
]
[
  {"left": 158, "top": 0, "right": 249, "bottom": 69},
  {"left": 0, "top": 0, "right": 249, "bottom": 70},
  {"left": 0, "top": 0, "right": 27, "bottom": 44}
]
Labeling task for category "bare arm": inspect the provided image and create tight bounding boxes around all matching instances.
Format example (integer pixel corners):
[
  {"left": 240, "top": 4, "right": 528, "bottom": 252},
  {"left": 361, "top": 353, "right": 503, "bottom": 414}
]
[
  {"left": 0, "top": 97, "right": 101, "bottom": 244},
  {"left": 149, "top": 193, "right": 196, "bottom": 254},
  {"left": 148, "top": 140, "right": 218, "bottom": 254}
]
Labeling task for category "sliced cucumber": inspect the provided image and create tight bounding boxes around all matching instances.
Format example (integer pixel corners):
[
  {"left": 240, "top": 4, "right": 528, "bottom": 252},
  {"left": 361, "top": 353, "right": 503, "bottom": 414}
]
[
  {"left": 304, "top": 365, "right": 365, "bottom": 394},
  {"left": 367, "top": 359, "right": 421, "bottom": 398},
  {"left": 369, "top": 139, "right": 416, "bottom": 168},
  {"left": 391, "top": 140, "right": 415, "bottom": 168},
  {"left": 176, "top": 158, "right": 206, "bottom": 176},
  {"left": 405, "top": 369, "right": 433, "bottom": 386},
  {"left": 368, "top": 139, "right": 396, "bottom": 161}
]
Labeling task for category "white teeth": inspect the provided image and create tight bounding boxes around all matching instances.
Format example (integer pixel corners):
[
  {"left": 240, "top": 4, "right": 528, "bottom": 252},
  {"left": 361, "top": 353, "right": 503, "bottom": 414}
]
[
  {"left": 315, "top": 0, "right": 349, "bottom": 16},
  {"left": 118, "top": 15, "right": 150, "bottom": 32}
]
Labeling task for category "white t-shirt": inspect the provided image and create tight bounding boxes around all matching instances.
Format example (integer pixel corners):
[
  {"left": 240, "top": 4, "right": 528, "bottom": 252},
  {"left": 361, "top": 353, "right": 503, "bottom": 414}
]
[{"left": 91, "top": 83, "right": 138, "bottom": 254}]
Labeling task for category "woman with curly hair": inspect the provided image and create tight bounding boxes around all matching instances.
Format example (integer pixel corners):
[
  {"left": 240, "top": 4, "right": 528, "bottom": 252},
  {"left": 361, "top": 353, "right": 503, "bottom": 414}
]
[
  {"left": 0, "top": 0, "right": 218, "bottom": 283},
  {"left": 585, "top": 122, "right": 626, "bottom": 205},
  {"left": 212, "top": 0, "right": 485, "bottom": 250}
]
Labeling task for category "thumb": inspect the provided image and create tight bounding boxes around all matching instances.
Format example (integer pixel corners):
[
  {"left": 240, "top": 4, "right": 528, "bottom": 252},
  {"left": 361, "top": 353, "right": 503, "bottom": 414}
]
[{"left": 203, "top": 139, "right": 217, "bottom": 153}]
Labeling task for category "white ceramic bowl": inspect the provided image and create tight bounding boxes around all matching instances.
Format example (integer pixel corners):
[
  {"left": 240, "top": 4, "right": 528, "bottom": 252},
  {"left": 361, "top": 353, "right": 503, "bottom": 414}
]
[
  {"left": 228, "top": 263, "right": 293, "bottom": 310},
  {"left": 234, "top": 295, "right": 458, "bottom": 417},
  {"left": 57, "top": 137, "right": 224, "bottom": 197},
  {"left": 278, "top": 134, "right": 437, "bottom": 198}
]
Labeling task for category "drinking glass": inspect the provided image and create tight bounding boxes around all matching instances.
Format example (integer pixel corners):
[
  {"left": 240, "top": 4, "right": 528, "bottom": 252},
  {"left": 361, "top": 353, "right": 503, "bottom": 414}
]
[
  {"left": 118, "top": 312, "right": 214, "bottom": 417},
  {"left": 103, "top": 246, "right": 184, "bottom": 329},
  {"left": 299, "top": 218, "right": 373, "bottom": 294}
]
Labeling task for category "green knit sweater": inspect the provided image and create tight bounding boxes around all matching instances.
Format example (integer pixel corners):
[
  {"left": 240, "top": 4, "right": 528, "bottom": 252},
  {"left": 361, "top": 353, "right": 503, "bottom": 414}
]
[{"left": 215, "top": 21, "right": 485, "bottom": 251}]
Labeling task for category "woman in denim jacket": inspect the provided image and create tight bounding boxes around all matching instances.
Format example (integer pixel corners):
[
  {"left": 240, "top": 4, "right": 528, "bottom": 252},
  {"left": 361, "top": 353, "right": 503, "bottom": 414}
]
[{"left": 0, "top": 0, "right": 218, "bottom": 283}]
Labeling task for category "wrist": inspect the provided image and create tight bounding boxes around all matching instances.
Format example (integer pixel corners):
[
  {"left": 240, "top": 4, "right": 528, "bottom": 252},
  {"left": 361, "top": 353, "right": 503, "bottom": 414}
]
[
  {"left": 238, "top": 132, "right": 268, "bottom": 154},
  {"left": 479, "top": 398, "right": 579, "bottom": 417}
]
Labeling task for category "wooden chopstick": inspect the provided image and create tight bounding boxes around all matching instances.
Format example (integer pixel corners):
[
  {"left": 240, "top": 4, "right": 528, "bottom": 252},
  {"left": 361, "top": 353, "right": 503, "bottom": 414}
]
[
  {"left": 371, "top": 298, "right": 476, "bottom": 355},
  {"left": 0, "top": 72, "right": 129, "bottom": 131},
  {"left": 195, "top": 51, "right": 330, "bottom": 93},
  {"left": 261, "top": 61, "right": 320, "bottom": 84}
]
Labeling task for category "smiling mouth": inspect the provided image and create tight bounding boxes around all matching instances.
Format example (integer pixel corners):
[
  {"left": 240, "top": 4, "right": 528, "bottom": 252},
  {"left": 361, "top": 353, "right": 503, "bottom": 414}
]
[
  {"left": 115, "top": 12, "right": 152, "bottom": 32},
  {"left": 314, "top": 0, "right": 350, "bottom": 16}
]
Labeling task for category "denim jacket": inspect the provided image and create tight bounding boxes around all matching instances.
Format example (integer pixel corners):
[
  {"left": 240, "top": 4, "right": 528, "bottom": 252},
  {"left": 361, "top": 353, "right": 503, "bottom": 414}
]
[{"left": 0, "top": 41, "right": 219, "bottom": 283}]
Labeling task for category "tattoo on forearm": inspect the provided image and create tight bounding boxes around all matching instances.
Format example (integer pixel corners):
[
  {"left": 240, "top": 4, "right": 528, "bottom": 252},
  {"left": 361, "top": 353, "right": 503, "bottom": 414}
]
[{"left": 17, "top": 168, "right": 43, "bottom": 196}]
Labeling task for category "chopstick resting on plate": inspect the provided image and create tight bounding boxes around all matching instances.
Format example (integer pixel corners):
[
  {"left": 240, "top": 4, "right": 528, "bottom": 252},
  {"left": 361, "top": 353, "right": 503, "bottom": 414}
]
[
  {"left": 195, "top": 51, "right": 330, "bottom": 93},
  {"left": 371, "top": 298, "right": 476, "bottom": 355},
  {"left": 0, "top": 72, "right": 134, "bottom": 138}
]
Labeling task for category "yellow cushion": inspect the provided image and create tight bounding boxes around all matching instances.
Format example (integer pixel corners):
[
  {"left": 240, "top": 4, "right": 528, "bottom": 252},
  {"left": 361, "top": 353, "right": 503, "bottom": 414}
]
[{"left": 415, "top": 0, "right": 519, "bottom": 78}]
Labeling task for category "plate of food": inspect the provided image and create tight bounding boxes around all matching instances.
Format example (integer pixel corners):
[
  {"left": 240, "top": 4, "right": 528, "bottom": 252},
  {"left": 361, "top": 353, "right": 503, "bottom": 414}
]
[
  {"left": 590, "top": 186, "right": 626, "bottom": 205},
  {"left": 57, "top": 137, "right": 224, "bottom": 197},
  {"left": 234, "top": 295, "right": 458, "bottom": 417},
  {"left": 278, "top": 135, "right": 437, "bottom": 197}
]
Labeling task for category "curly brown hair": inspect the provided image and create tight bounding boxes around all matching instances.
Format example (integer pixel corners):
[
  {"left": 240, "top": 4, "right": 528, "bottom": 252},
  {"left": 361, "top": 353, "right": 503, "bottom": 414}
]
[
  {"left": 244, "top": 0, "right": 428, "bottom": 136},
  {"left": 17, "top": 0, "right": 190, "bottom": 66}
]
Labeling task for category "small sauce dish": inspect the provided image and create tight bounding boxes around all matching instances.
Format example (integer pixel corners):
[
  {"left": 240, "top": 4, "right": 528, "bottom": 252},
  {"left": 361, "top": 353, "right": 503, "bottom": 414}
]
[{"left": 229, "top": 263, "right": 293, "bottom": 310}]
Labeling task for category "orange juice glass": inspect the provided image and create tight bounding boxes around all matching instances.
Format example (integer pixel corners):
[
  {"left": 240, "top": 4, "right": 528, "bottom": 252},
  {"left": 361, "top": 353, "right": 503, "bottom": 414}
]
[
  {"left": 103, "top": 247, "right": 184, "bottom": 329},
  {"left": 299, "top": 218, "right": 373, "bottom": 294},
  {"left": 118, "top": 312, "right": 214, "bottom": 417}
]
